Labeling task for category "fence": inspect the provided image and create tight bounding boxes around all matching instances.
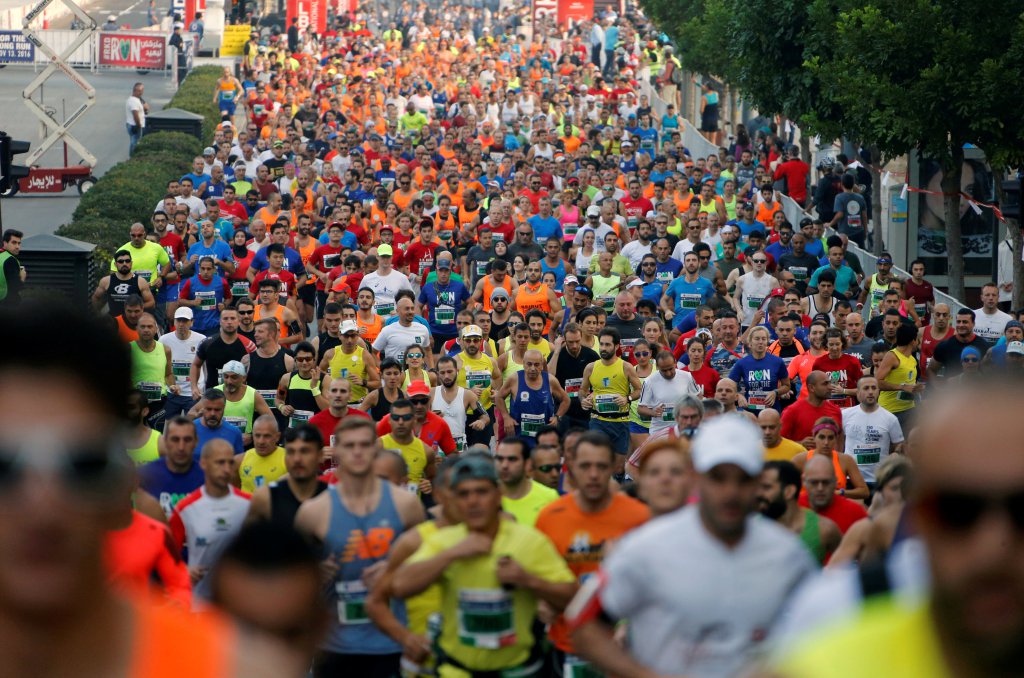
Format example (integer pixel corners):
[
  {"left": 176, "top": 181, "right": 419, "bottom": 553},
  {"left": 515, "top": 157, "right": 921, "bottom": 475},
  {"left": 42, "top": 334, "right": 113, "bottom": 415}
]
[{"left": 0, "top": 28, "right": 180, "bottom": 74}]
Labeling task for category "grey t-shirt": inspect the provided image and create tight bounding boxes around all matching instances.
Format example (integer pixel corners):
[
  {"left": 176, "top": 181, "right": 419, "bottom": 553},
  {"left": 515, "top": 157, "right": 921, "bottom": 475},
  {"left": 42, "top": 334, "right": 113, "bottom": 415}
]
[{"left": 834, "top": 192, "right": 868, "bottom": 236}]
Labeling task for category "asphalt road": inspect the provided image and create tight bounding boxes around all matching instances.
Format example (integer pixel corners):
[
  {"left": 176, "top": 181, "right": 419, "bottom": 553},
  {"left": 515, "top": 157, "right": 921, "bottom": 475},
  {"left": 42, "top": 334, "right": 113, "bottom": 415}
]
[{"left": 0, "top": 66, "right": 174, "bottom": 236}]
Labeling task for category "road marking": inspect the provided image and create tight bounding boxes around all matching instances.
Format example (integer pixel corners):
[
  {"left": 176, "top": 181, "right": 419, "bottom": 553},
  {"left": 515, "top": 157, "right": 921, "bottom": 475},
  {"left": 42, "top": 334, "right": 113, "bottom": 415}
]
[{"left": 116, "top": 0, "right": 145, "bottom": 19}]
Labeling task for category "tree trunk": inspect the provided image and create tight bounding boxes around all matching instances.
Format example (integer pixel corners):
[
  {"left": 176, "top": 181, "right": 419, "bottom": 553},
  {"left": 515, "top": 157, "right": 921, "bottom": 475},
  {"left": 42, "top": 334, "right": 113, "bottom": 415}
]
[
  {"left": 869, "top": 145, "right": 884, "bottom": 256},
  {"left": 942, "top": 144, "right": 966, "bottom": 301}
]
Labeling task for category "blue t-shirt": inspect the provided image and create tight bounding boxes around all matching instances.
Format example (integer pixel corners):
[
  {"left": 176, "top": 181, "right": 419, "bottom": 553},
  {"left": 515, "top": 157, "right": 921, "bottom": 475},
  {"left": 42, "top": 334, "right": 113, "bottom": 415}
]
[
  {"left": 664, "top": 276, "right": 714, "bottom": 327},
  {"left": 181, "top": 172, "right": 212, "bottom": 199},
  {"left": 805, "top": 238, "right": 825, "bottom": 259},
  {"left": 708, "top": 342, "right": 747, "bottom": 377},
  {"left": 639, "top": 280, "right": 665, "bottom": 305},
  {"left": 527, "top": 215, "right": 564, "bottom": 245},
  {"left": 250, "top": 245, "right": 306, "bottom": 278},
  {"left": 765, "top": 241, "right": 792, "bottom": 262},
  {"left": 318, "top": 230, "right": 358, "bottom": 250},
  {"left": 195, "top": 419, "right": 245, "bottom": 460},
  {"left": 729, "top": 218, "right": 767, "bottom": 237},
  {"left": 138, "top": 459, "right": 205, "bottom": 517},
  {"left": 417, "top": 280, "right": 471, "bottom": 337},
  {"left": 635, "top": 128, "right": 658, "bottom": 157},
  {"left": 187, "top": 239, "right": 233, "bottom": 277},
  {"left": 809, "top": 264, "right": 857, "bottom": 296},
  {"left": 728, "top": 353, "right": 788, "bottom": 412},
  {"left": 654, "top": 258, "right": 683, "bottom": 285}
]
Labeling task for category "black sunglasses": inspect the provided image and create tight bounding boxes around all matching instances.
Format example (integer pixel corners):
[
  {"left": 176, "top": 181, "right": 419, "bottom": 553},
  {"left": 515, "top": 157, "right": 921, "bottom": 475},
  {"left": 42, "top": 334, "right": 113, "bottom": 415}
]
[
  {"left": 535, "top": 464, "right": 560, "bottom": 473},
  {"left": 918, "top": 488, "right": 1024, "bottom": 532}
]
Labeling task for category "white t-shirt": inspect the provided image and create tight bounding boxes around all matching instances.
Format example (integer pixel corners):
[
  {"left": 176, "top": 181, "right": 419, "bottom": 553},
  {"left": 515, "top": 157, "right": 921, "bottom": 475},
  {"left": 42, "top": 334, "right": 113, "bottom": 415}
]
[
  {"left": 159, "top": 330, "right": 207, "bottom": 397},
  {"left": 620, "top": 239, "right": 653, "bottom": 270},
  {"left": 169, "top": 486, "right": 249, "bottom": 604},
  {"left": 594, "top": 507, "right": 815, "bottom": 678},
  {"left": 372, "top": 320, "right": 431, "bottom": 363},
  {"left": 972, "top": 307, "right": 1012, "bottom": 342},
  {"left": 841, "top": 404, "right": 905, "bottom": 482},
  {"left": 738, "top": 272, "right": 776, "bottom": 326},
  {"left": 638, "top": 370, "right": 700, "bottom": 436},
  {"left": 671, "top": 238, "right": 699, "bottom": 262},
  {"left": 126, "top": 95, "right": 145, "bottom": 127},
  {"left": 360, "top": 269, "right": 413, "bottom": 316}
]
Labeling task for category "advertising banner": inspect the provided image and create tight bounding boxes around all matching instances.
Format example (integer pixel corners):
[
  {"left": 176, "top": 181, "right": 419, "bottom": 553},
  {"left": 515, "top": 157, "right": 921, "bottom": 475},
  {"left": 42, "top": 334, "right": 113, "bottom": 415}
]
[
  {"left": 286, "top": 0, "right": 326, "bottom": 38},
  {"left": 557, "top": 0, "right": 593, "bottom": 25},
  {"left": 532, "top": 0, "right": 557, "bottom": 26},
  {"left": 98, "top": 32, "right": 167, "bottom": 70},
  {"left": 221, "top": 24, "right": 249, "bottom": 56},
  {"left": 0, "top": 30, "right": 34, "bottom": 63}
]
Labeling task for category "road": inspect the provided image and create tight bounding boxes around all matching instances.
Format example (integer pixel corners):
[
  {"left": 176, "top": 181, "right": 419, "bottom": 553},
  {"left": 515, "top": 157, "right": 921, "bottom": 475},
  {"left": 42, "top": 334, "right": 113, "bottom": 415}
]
[
  {"left": 0, "top": 66, "right": 174, "bottom": 237},
  {"left": 50, "top": 0, "right": 168, "bottom": 32}
]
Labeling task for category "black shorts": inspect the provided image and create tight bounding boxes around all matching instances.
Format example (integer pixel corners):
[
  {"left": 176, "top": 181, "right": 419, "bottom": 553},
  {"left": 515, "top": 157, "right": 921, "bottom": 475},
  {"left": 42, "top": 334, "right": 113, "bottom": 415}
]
[
  {"left": 432, "top": 333, "right": 456, "bottom": 354},
  {"left": 314, "top": 651, "right": 401, "bottom": 678},
  {"left": 315, "top": 289, "right": 329, "bottom": 318},
  {"left": 297, "top": 283, "right": 316, "bottom": 307}
]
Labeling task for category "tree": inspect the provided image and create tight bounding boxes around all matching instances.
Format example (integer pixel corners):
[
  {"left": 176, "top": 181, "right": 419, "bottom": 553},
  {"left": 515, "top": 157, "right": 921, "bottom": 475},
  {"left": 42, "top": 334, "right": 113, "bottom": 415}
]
[{"left": 641, "top": 0, "right": 1024, "bottom": 298}]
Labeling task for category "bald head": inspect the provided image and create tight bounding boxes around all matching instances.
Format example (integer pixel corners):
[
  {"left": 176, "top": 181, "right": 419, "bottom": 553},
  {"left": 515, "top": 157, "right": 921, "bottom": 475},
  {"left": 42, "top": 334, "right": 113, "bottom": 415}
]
[
  {"left": 806, "top": 371, "right": 826, "bottom": 388},
  {"left": 758, "top": 409, "right": 782, "bottom": 446},
  {"left": 201, "top": 438, "right": 235, "bottom": 460},
  {"left": 803, "top": 453, "right": 837, "bottom": 511},
  {"left": 804, "top": 454, "right": 835, "bottom": 479}
]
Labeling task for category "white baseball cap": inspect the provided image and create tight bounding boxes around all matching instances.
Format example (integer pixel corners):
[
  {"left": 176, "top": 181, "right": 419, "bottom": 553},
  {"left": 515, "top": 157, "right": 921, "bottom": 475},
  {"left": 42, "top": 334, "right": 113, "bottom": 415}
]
[
  {"left": 691, "top": 414, "right": 764, "bottom": 476},
  {"left": 174, "top": 307, "right": 193, "bottom": 320},
  {"left": 340, "top": 320, "right": 359, "bottom": 335},
  {"left": 1007, "top": 340, "right": 1024, "bottom": 356},
  {"left": 221, "top": 360, "right": 247, "bottom": 376},
  {"left": 626, "top": 278, "right": 645, "bottom": 289}
]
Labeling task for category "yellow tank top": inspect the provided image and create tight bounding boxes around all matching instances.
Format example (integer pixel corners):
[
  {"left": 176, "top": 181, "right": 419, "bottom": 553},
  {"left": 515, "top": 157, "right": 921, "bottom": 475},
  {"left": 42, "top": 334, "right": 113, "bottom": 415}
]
[
  {"left": 699, "top": 196, "right": 720, "bottom": 215},
  {"left": 238, "top": 446, "right": 287, "bottom": 493},
  {"left": 402, "top": 369, "right": 434, "bottom": 391},
  {"left": 589, "top": 357, "right": 630, "bottom": 421},
  {"left": 327, "top": 346, "right": 368, "bottom": 402},
  {"left": 127, "top": 428, "right": 161, "bottom": 466},
  {"left": 405, "top": 521, "right": 442, "bottom": 635},
  {"left": 380, "top": 434, "right": 428, "bottom": 484},
  {"left": 458, "top": 351, "right": 495, "bottom": 409},
  {"left": 526, "top": 338, "right": 552, "bottom": 359},
  {"left": 879, "top": 349, "right": 918, "bottom": 414}
]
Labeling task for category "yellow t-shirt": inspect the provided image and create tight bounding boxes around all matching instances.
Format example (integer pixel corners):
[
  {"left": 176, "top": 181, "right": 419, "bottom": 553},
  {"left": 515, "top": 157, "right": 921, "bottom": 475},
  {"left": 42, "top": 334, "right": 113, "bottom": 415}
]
[
  {"left": 405, "top": 521, "right": 442, "bottom": 636},
  {"left": 526, "top": 338, "right": 552, "bottom": 360},
  {"left": 501, "top": 481, "right": 559, "bottom": 528},
  {"left": 408, "top": 520, "right": 575, "bottom": 675},
  {"left": 238, "top": 446, "right": 286, "bottom": 493},
  {"left": 764, "top": 437, "right": 807, "bottom": 462},
  {"left": 777, "top": 599, "right": 949, "bottom": 678},
  {"left": 381, "top": 433, "right": 429, "bottom": 485}
]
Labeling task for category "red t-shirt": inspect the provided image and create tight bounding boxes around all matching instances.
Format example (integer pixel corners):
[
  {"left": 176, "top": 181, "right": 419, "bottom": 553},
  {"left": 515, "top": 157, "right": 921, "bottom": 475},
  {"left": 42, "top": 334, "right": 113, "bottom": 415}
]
[
  {"left": 377, "top": 411, "right": 456, "bottom": 455},
  {"left": 404, "top": 241, "right": 442, "bottom": 278},
  {"left": 159, "top": 232, "right": 186, "bottom": 285},
  {"left": 218, "top": 198, "right": 249, "bottom": 225},
  {"left": 799, "top": 493, "right": 868, "bottom": 534},
  {"left": 308, "top": 244, "right": 345, "bottom": 290},
  {"left": 517, "top": 188, "right": 549, "bottom": 214},
  {"left": 773, "top": 159, "right": 811, "bottom": 204},
  {"left": 488, "top": 220, "right": 515, "bottom": 245},
  {"left": 684, "top": 364, "right": 720, "bottom": 398},
  {"left": 780, "top": 398, "right": 843, "bottom": 445},
  {"left": 250, "top": 269, "right": 297, "bottom": 298},
  {"left": 810, "top": 354, "right": 863, "bottom": 409},
  {"left": 619, "top": 195, "right": 654, "bottom": 228},
  {"left": 309, "top": 407, "right": 370, "bottom": 471}
]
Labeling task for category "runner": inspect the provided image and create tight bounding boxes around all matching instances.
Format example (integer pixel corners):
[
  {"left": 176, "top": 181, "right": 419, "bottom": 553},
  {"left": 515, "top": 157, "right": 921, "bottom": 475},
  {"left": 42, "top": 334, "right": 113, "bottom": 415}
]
[
  {"left": 455, "top": 324, "right": 503, "bottom": 448},
  {"left": 379, "top": 397, "right": 436, "bottom": 495},
  {"left": 495, "top": 437, "right": 561, "bottom": 528},
  {"left": 295, "top": 417, "right": 425, "bottom": 676},
  {"left": 243, "top": 317, "right": 295, "bottom": 428},
  {"left": 234, "top": 414, "right": 285, "bottom": 493},
  {"left": 841, "top": 376, "right": 905, "bottom": 487},
  {"left": 246, "top": 424, "right": 328, "bottom": 528},
  {"left": 130, "top": 312, "right": 178, "bottom": 428},
  {"left": 322, "top": 319, "right": 379, "bottom": 404},
  {"left": 432, "top": 356, "right": 489, "bottom": 455},
  {"left": 728, "top": 325, "right": 791, "bottom": 414},
  {"left": 548, "top": 322, "right": 602, "bottom": 432},
  {"left": 93, "top": 249, "right": 156, "bottom": 316},
  {"left": 495, "top": 349, "right": 570, "bottom": 445},
  {"left": 568, "top": 416, "right": 815, "bottom": 677},
  {"left": 812, "top": 327, "right": 863, "bottom": 409},
  {"left": 160, "top": 307, "right": 207, "bottom": 418},
  {"left": 757, "top": 460, "right": 841, "bottom": 565}
]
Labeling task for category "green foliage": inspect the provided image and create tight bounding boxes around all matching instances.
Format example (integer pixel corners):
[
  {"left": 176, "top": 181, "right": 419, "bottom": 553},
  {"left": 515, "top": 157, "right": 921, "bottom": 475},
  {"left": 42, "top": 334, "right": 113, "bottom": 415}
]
[{"left": 57, "top": 67, "right": 221, "bottom": 254}]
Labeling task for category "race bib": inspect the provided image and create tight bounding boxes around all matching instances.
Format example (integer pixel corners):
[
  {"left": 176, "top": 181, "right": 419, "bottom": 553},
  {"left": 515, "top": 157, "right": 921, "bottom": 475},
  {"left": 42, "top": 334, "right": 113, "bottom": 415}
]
[
  {"left": 137, "top": 381, "right": 163, "bottom": 402},
  {"left": 520, "top": 413, "right": 545, "bottom": 436},
  {"left": 195, "top": 290, "right": 217, "bottom": 309},
  {"left": 336, "top": 580, "right": 370, "bottom": 625},
  {"left": 595, "top": 393, "right": 623, "bottom": 415},
  {"left": 747, "top": 391, "right": 769, "bottom": 410},
  {"left": 476, "top": 261, "right": 489, "bottom": 278},
  {"left": 171, "top": 360, "right": 191, "bottom": 379},
  {"left": 457, "top": 589, "right": 516, "bottom": 649},
  {"left": 855, "top": 447, "right": 881, "bottom": 466},
  {"left": 747, "top": 295, "right": 764, "bottom": 309},
  {"left": 436, "top": 306, "right": 456, "bottom": 325},
  {"left": 565, "top": 377, "right": 582, "bottom": 398},
  {"left": 661, "top": 405, "right": 675, "bottom": 422},
  {"left": 290, "top": 410, "right": 313, "bottom": 427},
  {"left": 257, "top": 389, "right": 277, "bottom": 409},
  {"left": 466, "top": 370, "right": 491, "bottom": 390},
  {"left": 563, "top": 223, "right": 578, "bottom": 238},
  {"left": 454, "top": 435, "right": 466, "bottom": 453},
  {"left": 224, "top": 415, "right": 248, "bottom": 431},
  {"left": 680, "top": 293, "right": 700, "bottom": 309},
  {"left": 231, "top": 280, "right": 250, "bottom": 297},
  {"left": 600, "top": 295, "right": 615, "bottom": 312},
  {"left": 564, "top": 654, "right": 602, "bottom": 678},
  {"left": 375, "top": 301, "right": 395, "bottom": 317}
]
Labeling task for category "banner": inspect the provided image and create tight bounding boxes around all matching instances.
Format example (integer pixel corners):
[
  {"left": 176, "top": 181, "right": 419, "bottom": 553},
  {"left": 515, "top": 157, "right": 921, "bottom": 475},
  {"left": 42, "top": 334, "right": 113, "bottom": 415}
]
[
  {"left": 98, "top": 32, "right": 167, "bottom": 70},
  {"left": 221, "top": 24, "right": 249, "bottom": 56},
  {"left": 0, "top": 30, "right": 34, "bottom": 63},
  {"left": 532, "top": 0, "right": 557, "bottom": 26},
  {"left": 557, "top": 0, "right": 592, "bottom": 25},
  {"left": 183, "top": 0, "right": 207, "bottom": 29},
  {"left": 286, "top": 0, "right": 326, "bottom": 39}
]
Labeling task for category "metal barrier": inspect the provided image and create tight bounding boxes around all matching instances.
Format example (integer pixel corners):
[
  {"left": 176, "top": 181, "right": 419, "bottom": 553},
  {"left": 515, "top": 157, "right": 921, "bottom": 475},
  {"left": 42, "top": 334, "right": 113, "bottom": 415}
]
[{"left": 32, "top": 28, "right": 93, "bottom": 68}]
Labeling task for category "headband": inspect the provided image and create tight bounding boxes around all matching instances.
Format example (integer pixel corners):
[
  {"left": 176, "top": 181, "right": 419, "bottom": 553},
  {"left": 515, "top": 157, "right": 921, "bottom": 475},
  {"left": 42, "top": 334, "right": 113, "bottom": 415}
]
[{"left": 812, "top": 422, "right": 839, "bottom": 436}]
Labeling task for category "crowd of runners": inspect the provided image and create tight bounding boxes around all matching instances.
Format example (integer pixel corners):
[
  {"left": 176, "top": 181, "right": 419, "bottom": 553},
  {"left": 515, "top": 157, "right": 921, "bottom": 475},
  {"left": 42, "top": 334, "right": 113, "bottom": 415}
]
[{"left": 1, "top": 2, "right": 1023, "bottom": 678}]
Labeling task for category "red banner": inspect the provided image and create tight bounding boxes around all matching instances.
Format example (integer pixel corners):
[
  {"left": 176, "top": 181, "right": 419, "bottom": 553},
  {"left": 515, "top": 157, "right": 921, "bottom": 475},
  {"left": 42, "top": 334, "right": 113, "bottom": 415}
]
[
  {"left": 557, "top": 0, "right": 593, "bottom": 25},
  {"left": 183, "top": 0, "right": 206, "bottom": 28},
  {"left": 98, "top": 32, "right": 166, "bottom": 69},
  {"left": 286, "top": 0, "right": 326, "bottom": 39}
]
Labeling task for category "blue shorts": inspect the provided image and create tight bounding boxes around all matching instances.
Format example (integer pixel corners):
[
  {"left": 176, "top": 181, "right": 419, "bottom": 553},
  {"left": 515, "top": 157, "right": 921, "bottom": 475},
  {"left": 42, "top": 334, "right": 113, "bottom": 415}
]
[
  {"left": 629, "top": 421, "right": 649, "bottom": 435},
  {"left": 219, "top": 101, "right": 237, "bottom": 116},
  {"left": 157, "top": 281, "right": 180, "bottom": 304},
  {"left": 589, "top": 418, "right": 630, "bottom": 455}
]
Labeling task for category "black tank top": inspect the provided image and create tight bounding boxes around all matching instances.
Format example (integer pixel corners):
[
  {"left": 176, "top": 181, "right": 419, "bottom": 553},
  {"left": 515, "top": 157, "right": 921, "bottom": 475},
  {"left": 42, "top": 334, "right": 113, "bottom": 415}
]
[
  {"left": 107, "top": 273, "right": 142, "bottom": 317},
  {"left": 555, "top": 345, "right": 600, "bottom": 420},
  {"left": 248, "top": 347, "right": 289, "bottom": 391},
  {"left": 268, "top": 479, "right": 327, "bottom": 529},
  {"left": 285, "top": 371, "right": 324, "bottom": 413},
  {"left": 317, "top": 333, "right": 342, "bottom": 364},
  {"left": 370, "top": 387, "right": 405, "bottom": 422}
]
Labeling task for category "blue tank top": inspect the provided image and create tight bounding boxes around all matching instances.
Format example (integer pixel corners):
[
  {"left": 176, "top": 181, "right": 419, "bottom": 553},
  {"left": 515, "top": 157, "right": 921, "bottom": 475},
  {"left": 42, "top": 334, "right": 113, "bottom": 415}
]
[
  {"left": 187, "top": 274, "right": 225, "bottom": 334},
  {"left": 540, "top": 258, "right": 567, "bottom": 290},
  {"left": 509, "top": 370, "right": 554, "bottom": 441},
  {"left": 322, "top": 483, "right": 406, "bottom": 654}
]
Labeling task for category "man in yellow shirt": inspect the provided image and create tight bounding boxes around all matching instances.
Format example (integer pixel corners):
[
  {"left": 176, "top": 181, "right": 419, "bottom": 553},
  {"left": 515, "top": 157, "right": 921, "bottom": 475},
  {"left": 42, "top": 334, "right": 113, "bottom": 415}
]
[
  {"left": 234, "top": 414, "right": 285, "bottom": 492},
  {"left": 496, "top": 438, "right": 559, "bottom": 527},
  {"left": 380, "top": 398, "right": 434, "bottom": 494},
  {"left": 391, "top": 454, "right": 576, "bottom": 678},
  {"left": 777, "top": 379, "right": 1024, "bottom": 678},
  {"left": 759, "top": 409, "right": 805, "bottom": 462}
]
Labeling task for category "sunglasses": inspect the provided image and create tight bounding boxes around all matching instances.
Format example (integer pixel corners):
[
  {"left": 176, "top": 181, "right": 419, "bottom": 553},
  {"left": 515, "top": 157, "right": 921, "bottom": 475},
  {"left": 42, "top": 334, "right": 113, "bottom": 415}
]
[
  {"left": 919, "top": 488, "right": 1024, "bottom": 533},
  {"left": 390, "top": 413, "right": 414, "bottom": 421},
  {"left": 752, "top": 259, "right": 767, "bottom": 264},
  {"left": 410, "top": 398, "right": 430, "bottom": 406},
  {"left": 405, "top": 353, "right": 424, "bottom": 359},
  {"left": 535, "top": 464, "right": 560, "bottom": 473},
  {"left": 116, "top": 259, "right": 132, "bottom": 264},
  {"left": 633, "top": 351, "right": 651, "bottom": 358},
  {"left": 0, "top": 432, "right": 128, "bottom": 498}
]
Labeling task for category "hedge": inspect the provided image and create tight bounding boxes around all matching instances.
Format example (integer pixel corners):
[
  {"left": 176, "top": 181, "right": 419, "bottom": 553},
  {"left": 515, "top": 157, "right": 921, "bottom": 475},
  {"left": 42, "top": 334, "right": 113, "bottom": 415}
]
[{"left": 57, "top": 65, "right": 224, "bottom": 261}]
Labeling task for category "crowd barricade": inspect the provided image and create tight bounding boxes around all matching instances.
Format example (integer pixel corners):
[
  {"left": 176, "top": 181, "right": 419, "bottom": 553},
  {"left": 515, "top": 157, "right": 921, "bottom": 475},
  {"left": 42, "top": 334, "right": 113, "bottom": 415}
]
[{"left": 0, "top": 28, "right": 174, "bottom": 76}]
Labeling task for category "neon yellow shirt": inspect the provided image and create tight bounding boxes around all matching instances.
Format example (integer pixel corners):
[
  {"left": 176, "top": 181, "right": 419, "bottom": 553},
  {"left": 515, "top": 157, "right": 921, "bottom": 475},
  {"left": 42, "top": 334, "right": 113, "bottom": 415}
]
[
  {"left": 408, "top": 520, "right": 574, "bottom": 675},
  {"left": 381, "top": 433, "right": 429, "bottom": 485},
  {"left": 111, "top": 240, "right": 170, "bottom": 285},
  {"left": 778, "top": 599, "right": 949, "bottom": 678},
  {"left": 501, "top": 480, "right": 559, "bottom": 527},
  {"left": 238, "top": 446, "right": 286, "bottom": 493}
]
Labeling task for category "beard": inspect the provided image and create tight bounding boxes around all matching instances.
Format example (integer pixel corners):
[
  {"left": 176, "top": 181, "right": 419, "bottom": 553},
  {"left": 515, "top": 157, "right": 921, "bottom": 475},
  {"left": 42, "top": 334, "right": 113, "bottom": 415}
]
[
  {"left": 759, "top": 496, "right": 787, "bottom": 520},
  {"left": 599, "top": 350, "right": 614, "bottom": 361}
]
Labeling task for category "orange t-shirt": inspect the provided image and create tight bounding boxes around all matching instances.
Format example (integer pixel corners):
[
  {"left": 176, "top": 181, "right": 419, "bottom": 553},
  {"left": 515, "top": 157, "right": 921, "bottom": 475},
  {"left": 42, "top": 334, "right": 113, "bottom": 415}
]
[
  {"left": 127, "top": 593, "right": 236, "bottom": 678},
  {"left": 534, "top": 493, "right": 650, "bottom": 653},
  {"left": 105, "top": 510, "right": 191, "bottom": 609}
]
